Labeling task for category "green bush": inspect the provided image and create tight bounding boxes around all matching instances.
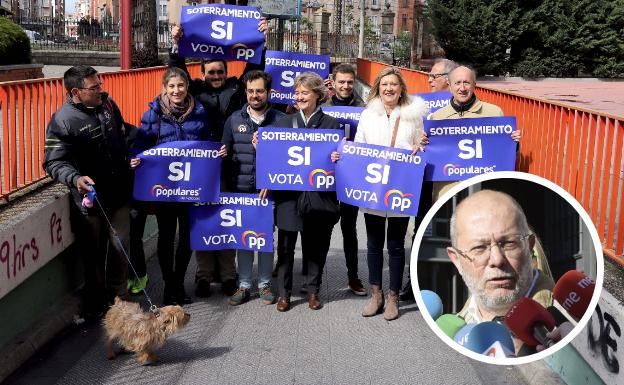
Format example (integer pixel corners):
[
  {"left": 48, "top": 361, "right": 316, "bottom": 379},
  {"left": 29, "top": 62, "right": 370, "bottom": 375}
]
[{"left": 0, "top": 17, "right": 31, "bottom": 65}]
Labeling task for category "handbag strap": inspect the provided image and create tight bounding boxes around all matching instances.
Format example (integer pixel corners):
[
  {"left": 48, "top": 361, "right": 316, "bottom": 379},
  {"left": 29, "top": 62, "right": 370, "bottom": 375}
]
[{"left": 390, "top": 117, "right": 400, "bottom": 148}]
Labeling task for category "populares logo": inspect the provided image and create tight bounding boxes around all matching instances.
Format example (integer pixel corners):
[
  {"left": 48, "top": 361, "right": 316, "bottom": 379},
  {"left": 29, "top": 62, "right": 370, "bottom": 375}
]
[
  {"left": 151, "top": 184, "right": 169, "bottom": 196},
  {"left": 442, "top": 163, "right": 496, "bottom": 177},
  {"left": 241, "top": 230, "right": 267, "bottom": 250},
  {"left": 384, "top": 189, "right": 413, "bottom": 211},
  {"left": 442, "top": 163, "right": 460, "bottom": 176},
  {"left": 308, "top": 169, "right": 335, "bottom": 189},
  {"left": 150, "top": 184, "right": 201, "bottom": 199}
]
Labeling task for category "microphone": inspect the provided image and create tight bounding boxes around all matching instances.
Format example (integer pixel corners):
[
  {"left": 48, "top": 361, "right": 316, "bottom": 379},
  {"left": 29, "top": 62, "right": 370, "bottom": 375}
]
[
  {"left": 454, "top": 323, "right": 477, "bottom": 346},
  {"left": 420, "top": 290, "right": 443, "bottom": 320},
  {"left": 461, "top": 322, "right": 516, "bottom": 357},
  {"left": 553, "top": 270, "right": 595, "bottom": 321},
  {"left": 505, "top": 297, "right": 556, "bottom": 348},
  {"left": 435, "top": 314, "right": 466, "bottom": 339}
]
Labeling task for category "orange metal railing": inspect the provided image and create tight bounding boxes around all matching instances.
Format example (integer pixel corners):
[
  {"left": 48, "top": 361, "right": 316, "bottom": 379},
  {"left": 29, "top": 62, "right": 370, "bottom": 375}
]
[
  {"left": 357, "top": 58, "right": 624, "bottom": 266},
  {"left": 0, "top": 61, "right": 245, "bottom": 200}
]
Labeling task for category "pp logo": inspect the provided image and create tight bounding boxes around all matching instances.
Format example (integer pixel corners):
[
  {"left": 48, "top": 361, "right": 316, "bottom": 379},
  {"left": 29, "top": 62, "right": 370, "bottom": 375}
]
[
  {"left": 231, "top": 43, "right": 255, "bottom": 60},
  {"left": 308, "top": 169, "right": 335, "bottom": 189},
  {"left": 238, "top": 124, "right": 248, "bottom": 133},
  {"left": 442, "top": 163, "right": 459, "bottom": 176},
  {"left": 242, "top": 230, "right": 266, "bottom": 250},
  {"left": 151, "top": 184, "right": 168, "bottom": 196},
  {"left": 384, "top": 189, "right": 413, "bottom": 211}
]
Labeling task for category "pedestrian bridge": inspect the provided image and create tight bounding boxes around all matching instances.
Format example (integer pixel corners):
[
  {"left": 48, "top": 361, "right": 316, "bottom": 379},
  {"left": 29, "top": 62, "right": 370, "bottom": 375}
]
[{"left": 0, "top": 60, "right": 622, "bottom": 385}]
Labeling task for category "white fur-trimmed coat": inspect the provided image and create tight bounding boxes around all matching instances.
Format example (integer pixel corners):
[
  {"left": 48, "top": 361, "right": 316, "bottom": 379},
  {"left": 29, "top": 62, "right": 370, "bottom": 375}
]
[
  {"left": 353, "top": 96, "right": 429, "bottom": 217},
  {"left": 354, "top": 96, "right": 429, "bottom": 150}
]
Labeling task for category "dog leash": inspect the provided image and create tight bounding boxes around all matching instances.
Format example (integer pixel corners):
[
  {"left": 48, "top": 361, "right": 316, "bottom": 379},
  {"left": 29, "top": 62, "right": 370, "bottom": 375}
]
[{"left": 84, "top": 185, "right": 159, "bottom": 315}]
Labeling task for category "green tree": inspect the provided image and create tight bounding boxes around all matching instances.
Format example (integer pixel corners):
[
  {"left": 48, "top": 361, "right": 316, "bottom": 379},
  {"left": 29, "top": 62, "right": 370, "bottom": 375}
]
[{"left": 0, "top": 17, "right": 31, "bottom": 65}]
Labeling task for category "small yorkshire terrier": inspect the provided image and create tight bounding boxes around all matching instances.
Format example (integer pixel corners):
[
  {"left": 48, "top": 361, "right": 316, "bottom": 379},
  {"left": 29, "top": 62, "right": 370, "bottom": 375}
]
[{"left": 103, "top": 297, "right": 190, "bottom": 365}]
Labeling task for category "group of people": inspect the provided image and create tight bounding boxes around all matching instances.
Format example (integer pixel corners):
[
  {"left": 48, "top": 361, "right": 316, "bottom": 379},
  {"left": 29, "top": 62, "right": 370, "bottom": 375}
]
[{"left": 43, "top": 17, "right": 521, "bottom": 321}]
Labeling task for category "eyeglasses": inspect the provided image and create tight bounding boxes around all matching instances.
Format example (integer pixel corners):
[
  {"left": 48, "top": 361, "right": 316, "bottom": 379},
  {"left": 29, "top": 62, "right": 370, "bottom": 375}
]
[
  {"left": 206, "top": 69, "right": 225, "bottom": 75},
  {"left": 246, "top": 88, "right": 267, "bottom": 95},
  {"left": 428, "top": 73, "right": 448, "bottom": 79},
  {"left": 452, "top": 234, "right": 532, "bottom": 267},
  {"left": 79, "top": 82, "right": 103, "bottom": 92}
]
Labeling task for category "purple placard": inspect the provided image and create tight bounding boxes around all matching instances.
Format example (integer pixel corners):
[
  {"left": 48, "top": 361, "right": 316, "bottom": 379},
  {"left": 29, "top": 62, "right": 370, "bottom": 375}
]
[
  {"left": 179, "top": 4, "right": 264, "bottom": 63},
  {"left": 133, "top": 140, "right": 222, "bottom": 202},
  {"left": 322, "top": 106, "right": 365, "bottom": 141},
  {"left": 265, "top": 50, "right": 330, "bottom": 104},
  {"left": 189, "top": 193, "right": 274, "bottom": 252},
  {"left": 255, "top": 127, "right": 343, "bottom": 191},
  {"left": 411, "top": 91, "right": 452, "bottom": 115},
  {"left": 335, "top": 141, "right": 426, "bottom": 216},
  {"left": 423, "top": 116, "right": 518, "bottom": 181}
]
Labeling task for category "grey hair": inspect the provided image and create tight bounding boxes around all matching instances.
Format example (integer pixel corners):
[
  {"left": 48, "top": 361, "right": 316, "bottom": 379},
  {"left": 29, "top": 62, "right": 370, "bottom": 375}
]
[
  {"left": 448, "top": 65, "right": 477, "bottom": 85},
  {"left": 294, "top": 72, "right": 328, "bottom": 105},
  {"left": 450, "top": 190, "right": 530, "bottom": 247},
  {"left": 433, "top": 59, "right": 458, "bottom": 81}
]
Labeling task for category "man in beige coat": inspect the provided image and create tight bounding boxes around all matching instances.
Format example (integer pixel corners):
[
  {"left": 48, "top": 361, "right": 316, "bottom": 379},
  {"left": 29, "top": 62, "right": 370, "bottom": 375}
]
[{"left": 428, "top": 66, "right": 521, "bottom": 199}]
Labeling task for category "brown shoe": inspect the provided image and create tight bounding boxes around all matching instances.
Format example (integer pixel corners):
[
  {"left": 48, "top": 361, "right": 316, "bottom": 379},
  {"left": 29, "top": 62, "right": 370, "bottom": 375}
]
[
  {"left": 276, "top": 296, "right": 290, "bottom": 312},
  {"left": 362, "top": 285, "right": 384, "bottom": 317},
  {"left": 383, "top": 290, "right": 400, "bottom": 321},
  {"left": 348, "top": 278, "right": 366, "bottom": 296},
  {"left": 307, "top": 293, "right": 322, "bottom": 310}
]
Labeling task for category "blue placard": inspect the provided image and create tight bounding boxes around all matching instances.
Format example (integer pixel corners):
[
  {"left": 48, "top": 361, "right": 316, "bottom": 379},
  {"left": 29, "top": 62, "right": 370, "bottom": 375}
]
[
  {"left": 189, "top": 193, "right": 274, "bottom": 252},
  {"left": 179, "top": 4, "right": 265, "bottom": 63},
  {"left": 412, "top": 91, "right": 452, "bottom": 116},
  {"left": 133, "top": 141, "right": 222, "bottom": 203},
  {"left": 265, "top": 51, "right": 330, "bottom": 104},
  {"left": 323, "top": 106, "right": 365, "bottom": 141},
  {"left": 256, "top": 127, "right": 343, "bottom": 191},
  {"left": 423, "top": 117, "right": 517, "bottom": 181},
  {"left": 335, "top": 142, "right": 426, "bottom": 216}
]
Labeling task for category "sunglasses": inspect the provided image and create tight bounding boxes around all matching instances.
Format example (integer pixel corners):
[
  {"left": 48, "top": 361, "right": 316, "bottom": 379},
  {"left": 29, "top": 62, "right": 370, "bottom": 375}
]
[{"left": 206, "top": 70, "right": 225, "bottom": 75}]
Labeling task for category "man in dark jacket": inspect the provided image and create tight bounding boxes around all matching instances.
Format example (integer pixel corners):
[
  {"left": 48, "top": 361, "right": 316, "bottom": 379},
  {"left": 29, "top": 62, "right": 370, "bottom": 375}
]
[
  {"left": 43, "top": 66, "right": 134, "bottom": 318},
  {"left": 221, "top": 70, "right": 285, "bottom": 306},
  {"left": 322, "top": 63, "right": 367, "bottom": 296},
  {"left": 168, "top": 23, "right": 267, "bottom": 296}
]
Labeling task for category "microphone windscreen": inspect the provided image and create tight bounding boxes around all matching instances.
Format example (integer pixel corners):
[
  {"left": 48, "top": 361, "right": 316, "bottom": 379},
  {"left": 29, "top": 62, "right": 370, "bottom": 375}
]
[
  {"left": 505, "top": 297, "right": 556, "bottom": 346},
  {"left": 482, "top": 340, "right": 516, "bottom": 358},
  {"left": 462, "top": 322, "right": 515, "bottom": 355},
  {"left": 454, "top": 323, "right": 477, "bottom": 346},
  {"left": 553, "top": 270, "right": 595, "bottom": 320},
  {"left": 436, "top": 314, "right": 466, "bottom": 339},
  {"left": 420, "top": 290, "right": 443, "bottom": 320}
]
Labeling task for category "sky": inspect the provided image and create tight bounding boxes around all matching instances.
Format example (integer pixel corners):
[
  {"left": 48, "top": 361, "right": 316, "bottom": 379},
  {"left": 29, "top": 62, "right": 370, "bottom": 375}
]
[{"left": 66, "top": 0, "right": 77, "bottom": 13}]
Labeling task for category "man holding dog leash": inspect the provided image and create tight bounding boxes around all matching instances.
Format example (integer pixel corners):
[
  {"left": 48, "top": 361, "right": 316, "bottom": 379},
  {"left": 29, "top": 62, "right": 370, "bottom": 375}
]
[{"left": 43, "top": 65, "right": 135, "bottom": 320}]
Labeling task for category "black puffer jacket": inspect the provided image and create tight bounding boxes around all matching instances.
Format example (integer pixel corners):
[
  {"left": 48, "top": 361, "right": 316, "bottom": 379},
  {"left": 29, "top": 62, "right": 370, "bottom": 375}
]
[
  {"left": 222, "top": 104, "right": 285, "bottom": 192},
  {"left": 43, "top": 94, "right": 134, "bottom": 215}
]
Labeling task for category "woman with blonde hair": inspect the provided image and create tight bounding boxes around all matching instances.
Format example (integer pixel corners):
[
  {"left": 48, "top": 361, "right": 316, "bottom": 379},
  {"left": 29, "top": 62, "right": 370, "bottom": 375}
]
[
  {"left": 337, "top": 67, "right": 429, "bottom": 320},
  {"left": 270, "top": 72, "right": 341, "bottom": 312}
]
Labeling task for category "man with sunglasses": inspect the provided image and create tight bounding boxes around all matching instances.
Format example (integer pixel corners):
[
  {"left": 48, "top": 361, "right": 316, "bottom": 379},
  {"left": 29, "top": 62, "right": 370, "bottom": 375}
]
[
  {"left": 446, "top": 190, "right": 554, "bottom": 347},
  {"left": 168, "top": 21, "right": 267, "bottom": 297},
  {"left": 43, "top": 66, "right": 135, "bottom": 319}
]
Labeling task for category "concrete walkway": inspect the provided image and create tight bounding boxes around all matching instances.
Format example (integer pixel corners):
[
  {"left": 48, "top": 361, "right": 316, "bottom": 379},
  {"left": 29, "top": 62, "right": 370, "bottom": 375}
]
[{"left": 2, "top": 215, "right": 547, "bottom": 385}]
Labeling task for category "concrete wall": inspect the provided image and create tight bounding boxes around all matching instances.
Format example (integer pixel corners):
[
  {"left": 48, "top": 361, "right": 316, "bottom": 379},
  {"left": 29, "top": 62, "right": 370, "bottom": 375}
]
[{"left": 32, "top": 51, "right": 121, "bottom": 67}]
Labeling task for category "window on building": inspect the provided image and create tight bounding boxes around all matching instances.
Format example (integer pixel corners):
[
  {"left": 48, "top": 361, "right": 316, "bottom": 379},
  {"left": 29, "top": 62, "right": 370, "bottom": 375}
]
[
  {"left": 370, "top": 15, "right": 378, "bottom": 32},
  {"left": 402, "top": 14, "right": 408, "bottom": 31},
  {"left": 371, "top": 0, "right": 379, "bottom": 6}
]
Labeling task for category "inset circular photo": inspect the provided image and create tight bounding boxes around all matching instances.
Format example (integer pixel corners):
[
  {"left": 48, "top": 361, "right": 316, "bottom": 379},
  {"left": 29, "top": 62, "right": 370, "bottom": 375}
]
[{"left": 410, "top": 171, "right": 603, "bottom": 365}]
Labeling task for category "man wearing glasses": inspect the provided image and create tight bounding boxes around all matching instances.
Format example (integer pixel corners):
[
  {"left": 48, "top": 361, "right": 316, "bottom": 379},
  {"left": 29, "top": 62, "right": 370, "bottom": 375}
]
[
  {"left": 446, "top": 190, "right": 554, "bottom": 328},
  {"left": 168, "top": 22, "right": 267, "bottom": 297},
  {"left": 427, "top": 59, "right": 457, "bottom": 92},
  {"left": 222, "top": 70, "right": 285, "bottom": 306},
  {"left": 43, "top": 66, "right": 135, "bottom": 319}
]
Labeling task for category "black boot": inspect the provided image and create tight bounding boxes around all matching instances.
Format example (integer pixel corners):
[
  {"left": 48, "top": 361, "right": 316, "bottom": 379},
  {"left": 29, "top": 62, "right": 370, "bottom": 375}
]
[
  {"left": 176, "top": 284, "right": 192, "bottom": 305},
  {"left": 163, "top": 285, "right": 178, "bottom": 305},
  {"left": 399, "top": 279, "right": 414, "bottom": 301}
]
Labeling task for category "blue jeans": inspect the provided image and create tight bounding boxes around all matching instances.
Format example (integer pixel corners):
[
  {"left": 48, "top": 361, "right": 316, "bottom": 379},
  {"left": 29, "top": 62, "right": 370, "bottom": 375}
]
[{"left": 237, "top": 249, "right": 274, "bottom": 289}]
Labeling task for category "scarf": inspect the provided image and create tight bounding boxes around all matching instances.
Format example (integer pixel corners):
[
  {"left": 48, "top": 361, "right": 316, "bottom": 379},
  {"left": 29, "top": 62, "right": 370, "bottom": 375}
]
[
  {"left": 449, "top": 93, "right": 477, "bottom": 117},
  {"left": 331, "top": 94, "right": 355, "bottom": 106},
  {"left": 159, "top": 92, "right": 194, "bottom": 122}
]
